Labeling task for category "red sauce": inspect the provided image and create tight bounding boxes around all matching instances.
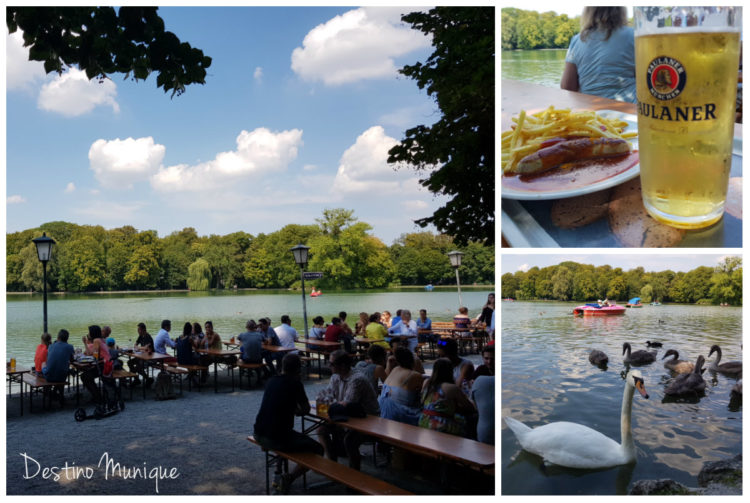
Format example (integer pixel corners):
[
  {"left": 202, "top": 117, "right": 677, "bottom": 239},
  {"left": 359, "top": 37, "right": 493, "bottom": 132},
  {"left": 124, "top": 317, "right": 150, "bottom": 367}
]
[{"left": 503, "top": 150, "right": 640, "bottom": 193}]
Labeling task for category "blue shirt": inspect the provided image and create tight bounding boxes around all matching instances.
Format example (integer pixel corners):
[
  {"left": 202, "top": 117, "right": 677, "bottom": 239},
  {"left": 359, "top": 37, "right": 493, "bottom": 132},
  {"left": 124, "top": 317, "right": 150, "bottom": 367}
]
[
  {"left": 565, "top": 26, "right": 636, "bottom": 103},
  {"left": 238, "top": 330, "right": 264, "bottom": 363},
  {"left": 44, "top": 341, "right": 74, "bottom": 382},
  {"left": 154, "top": 328, "right": 176, "bottom": 354},
  {"left": 416, "top": 317, "right": 432, "bottom": 331},
  {"left": 390, "top": 316, "right": 401, "bottom": 328}
]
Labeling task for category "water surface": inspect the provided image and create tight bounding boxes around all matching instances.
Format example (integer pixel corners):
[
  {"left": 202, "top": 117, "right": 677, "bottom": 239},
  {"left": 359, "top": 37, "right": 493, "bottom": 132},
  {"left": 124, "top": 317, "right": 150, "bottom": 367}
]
[
  {"left": 6, "top": 288, "right": 492, "bottom": 367},
  {"left": 501, "top": 300, "right": 742, "bottom": 495},
  {"left": 502, "top": 49, "right": 567, "bottom": 88}
]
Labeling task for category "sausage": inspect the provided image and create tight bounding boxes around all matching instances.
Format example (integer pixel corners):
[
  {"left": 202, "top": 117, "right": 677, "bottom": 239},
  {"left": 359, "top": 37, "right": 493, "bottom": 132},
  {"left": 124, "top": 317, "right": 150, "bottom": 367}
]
[{"left": 515, "top": 137, "right": 631, "bottom": 175}]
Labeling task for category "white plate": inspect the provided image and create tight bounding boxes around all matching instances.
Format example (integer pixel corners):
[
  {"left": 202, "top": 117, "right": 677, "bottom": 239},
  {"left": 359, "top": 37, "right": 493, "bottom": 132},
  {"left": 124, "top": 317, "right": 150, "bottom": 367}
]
[{"left": 501, "top": 110, "right": 639, "bottom": 200}]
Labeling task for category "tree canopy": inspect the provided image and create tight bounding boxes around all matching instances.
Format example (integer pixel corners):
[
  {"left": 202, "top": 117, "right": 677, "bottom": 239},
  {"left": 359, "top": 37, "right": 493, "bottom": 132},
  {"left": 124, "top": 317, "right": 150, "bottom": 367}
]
[
  {"left": 501, "top": 8, "right": 580, "bottom": 50},
  {"left": 502, "top": 258, "right": 742, "bottom": 306},
  {"left": 7, "top": 210, "right": 494, "bottom": 293},
  {"left": 388, "top": 7, "right": 495, "bottom": 245},
  {"left": 6, "top": 6, "right": 212, "bottom": 97}
]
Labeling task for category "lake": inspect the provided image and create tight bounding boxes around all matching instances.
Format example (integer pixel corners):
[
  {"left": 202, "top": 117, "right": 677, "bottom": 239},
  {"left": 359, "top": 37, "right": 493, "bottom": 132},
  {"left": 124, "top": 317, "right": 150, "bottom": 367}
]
[
  {"left": 6, "top": 288, "right": 493, "bottom": 368},
  {"left": 501, "top": 49, "right": 567, "bottom": 88},
  {"left": 501, "top": 300, "right": 742, "bottom": 495}
]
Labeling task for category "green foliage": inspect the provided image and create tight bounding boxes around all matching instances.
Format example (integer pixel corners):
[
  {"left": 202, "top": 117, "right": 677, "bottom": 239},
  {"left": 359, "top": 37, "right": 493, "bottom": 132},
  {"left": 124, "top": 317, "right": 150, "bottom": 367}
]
[
  {"left": 502, "top": 8, "right": 580, "bottom": 50},
  {"left": 388, "top": 7, "right": 494, "bottom": 244},
  {"left": 6, "top": 210, "right": 493, "bottom": 293},
  {"left": 502, "top": 260, "right": 742, "bottom": 305},
  {"left": 187, "top": 258, "right": 211, "bottom": 291},
  {"left": 6, "top": 6, "right": 211, "bottom": 97}
]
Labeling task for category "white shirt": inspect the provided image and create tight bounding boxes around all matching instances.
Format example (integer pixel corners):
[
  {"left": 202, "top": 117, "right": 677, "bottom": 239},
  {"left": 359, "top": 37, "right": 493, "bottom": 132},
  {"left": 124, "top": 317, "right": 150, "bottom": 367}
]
[
  {"left": 388, "top": 319, "right": 418, "bottom": 352},
  {"left": 274, "top": 323, "right": 298, "bottom": 351}
]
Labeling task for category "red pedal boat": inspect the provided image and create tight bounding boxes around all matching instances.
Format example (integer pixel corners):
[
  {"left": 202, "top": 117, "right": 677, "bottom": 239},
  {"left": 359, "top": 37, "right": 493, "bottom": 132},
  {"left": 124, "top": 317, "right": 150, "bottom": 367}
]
[{"left": 573, "top": 304, "right": 626, "bottom": 316}]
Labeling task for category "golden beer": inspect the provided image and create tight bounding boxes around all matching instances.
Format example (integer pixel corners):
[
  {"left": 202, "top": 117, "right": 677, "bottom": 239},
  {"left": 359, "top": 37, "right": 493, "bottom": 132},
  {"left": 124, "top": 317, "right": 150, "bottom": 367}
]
[{"left": 635, "top": 12, "right": 740, "bottom": 229}]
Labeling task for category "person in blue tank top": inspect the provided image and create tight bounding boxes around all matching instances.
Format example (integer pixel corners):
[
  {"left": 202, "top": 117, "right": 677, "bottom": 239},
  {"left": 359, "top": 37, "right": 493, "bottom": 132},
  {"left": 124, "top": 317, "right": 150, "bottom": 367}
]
[{"left": 561, "top": 7, "right": 636, "bottom": 103}]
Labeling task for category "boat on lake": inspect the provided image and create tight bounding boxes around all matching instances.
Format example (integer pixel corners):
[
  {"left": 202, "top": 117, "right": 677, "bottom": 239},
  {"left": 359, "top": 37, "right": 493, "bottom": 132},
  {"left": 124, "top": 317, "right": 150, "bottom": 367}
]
[
  {"left": 626, "top": 297, "right": 643, "bottom": 308},
  {"left": 651, "top": 301, "right": 661, "bottom": 306},
  {"left": 425, "top": 284, "right": 434, "bottom": 291},
  {"left": 573, "top": 303, "right": 626, "bottom": 316}
]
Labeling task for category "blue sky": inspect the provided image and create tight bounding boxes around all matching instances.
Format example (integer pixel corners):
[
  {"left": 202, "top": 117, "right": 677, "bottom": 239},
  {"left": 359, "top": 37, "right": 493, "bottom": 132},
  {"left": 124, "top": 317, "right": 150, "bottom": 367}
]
[
  {"left": 501, "top": 254, "right": 740, "bottom": 274},
  {"left": 6, "top": 6, "right": 454, "bottom": 244}
]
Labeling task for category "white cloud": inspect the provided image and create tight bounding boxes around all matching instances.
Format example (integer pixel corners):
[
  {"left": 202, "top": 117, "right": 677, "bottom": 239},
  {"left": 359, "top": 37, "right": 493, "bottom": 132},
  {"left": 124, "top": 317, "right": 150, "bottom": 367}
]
[
  {"left": 291, "top": 7, "right": 431, "bottom": 86},
  {"left": 6, "top": 29, "right": 46, "bottom": 92},
  {"left": 64, "top": 182, "right": 76, "bottom": 193},
  {"left": 7, "top": 195, "right": 26, "bottom": 204},
  {"left": 518, "top": 264, "right": 530, "bottom": 272},
  {"left": 333, "top": 126, "right": 416, "bottom": 194},
  {"left": 254, "top": 66, "right": 263, "bottom": 83},
  {"left": 150, "top": 128, "right": 303, "bottom": 192},
  {"left": 302, "top": 164, "right": 318, "bottom": 171},
  {"left": 89, "top": 137, "right": 166, "bottom": 189},
  {"left": 38, "top": 67, "right": 120, "bottom": 116}
]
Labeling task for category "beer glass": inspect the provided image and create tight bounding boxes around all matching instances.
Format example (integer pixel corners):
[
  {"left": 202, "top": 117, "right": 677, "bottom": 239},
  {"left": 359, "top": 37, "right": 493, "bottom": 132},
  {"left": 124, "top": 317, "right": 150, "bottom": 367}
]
[{"left": 634, "top": 7, "right": 741, "bottom": 229}]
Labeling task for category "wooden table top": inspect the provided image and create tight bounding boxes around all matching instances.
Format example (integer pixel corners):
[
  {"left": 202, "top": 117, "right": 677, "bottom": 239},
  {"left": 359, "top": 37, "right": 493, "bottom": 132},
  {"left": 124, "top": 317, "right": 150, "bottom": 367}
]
[
  {"left": 6, "top": 364, "right": 31, "bottom": 376},
  {"left": 502, "top": 78, "right": 742, "bottom": 137},
  {"left": 128, "top": 351, "right": 175, "bottom": 361},
  {"left": 309, "top": 409, "right": 494, "bottom": 470},
  {"left": 299, "top": 339, "right": 343, "bottom": 347},
  {"left": 197, "top": 348, "right": 242, "bottom": 356},
  {"left": 354, "top": 337, "right": 385, "bottom": 344}
]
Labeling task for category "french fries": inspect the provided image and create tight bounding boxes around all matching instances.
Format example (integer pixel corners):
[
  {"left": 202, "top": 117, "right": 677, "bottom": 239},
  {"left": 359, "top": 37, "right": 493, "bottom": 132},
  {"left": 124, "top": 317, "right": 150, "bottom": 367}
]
[{"left": 502, "top": 106, "right": 638, "bottom": 174}]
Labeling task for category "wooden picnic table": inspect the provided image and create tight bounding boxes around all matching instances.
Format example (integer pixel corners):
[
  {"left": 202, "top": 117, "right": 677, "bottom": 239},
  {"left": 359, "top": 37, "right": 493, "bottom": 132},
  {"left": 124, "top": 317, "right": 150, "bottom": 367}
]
[
  {"left": 7, "top": 364, "right": 31, "bottom": 416},
  {"left": 197, "top": 348, "right": 241, "bottom": 393},
  {"left": 304, "top": 405, "right": 494, "bottom": 473}
]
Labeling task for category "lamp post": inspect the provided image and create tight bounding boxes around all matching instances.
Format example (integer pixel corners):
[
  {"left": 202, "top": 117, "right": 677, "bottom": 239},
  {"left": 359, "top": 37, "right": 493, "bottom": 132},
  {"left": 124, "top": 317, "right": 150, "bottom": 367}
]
[
  {"left": 290, "top": 244, "right": 310, "bottom": 338},
  {"left": 32, "top": 232, "right": 56, "bottom": 333},
  {"left": 448, "top": 250, "right": 464, "bottom": 307}
]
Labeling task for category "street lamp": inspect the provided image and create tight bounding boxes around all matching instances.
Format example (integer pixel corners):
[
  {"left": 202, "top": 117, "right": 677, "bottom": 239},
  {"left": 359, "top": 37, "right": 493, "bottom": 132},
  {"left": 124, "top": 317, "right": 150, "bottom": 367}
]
[
  {"left": 447, "top": 250, "right": 464, "bottom": 307},
  {"left": 32, "top": 232, "right": 56, "bottom": 333},
  {"left": 290, "top": 244, "right": 310, "bottom": 338}
]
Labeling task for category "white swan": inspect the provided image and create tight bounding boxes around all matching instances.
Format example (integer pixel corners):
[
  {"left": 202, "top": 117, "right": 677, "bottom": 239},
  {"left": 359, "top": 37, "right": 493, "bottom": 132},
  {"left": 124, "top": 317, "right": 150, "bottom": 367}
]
[{"left": 504, "top": 370, "right": 649, "bottom": 469}]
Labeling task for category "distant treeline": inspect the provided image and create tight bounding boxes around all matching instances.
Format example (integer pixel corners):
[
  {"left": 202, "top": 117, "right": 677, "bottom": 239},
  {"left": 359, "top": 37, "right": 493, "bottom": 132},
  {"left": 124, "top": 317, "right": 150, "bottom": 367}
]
[
  {"left": 502, "top": 8, "right": 580, "bottom": 50},
  {"left": 501, "top": 258, "right": 742, "bottom": 305},
  {"left": 7, "top": 209, "right": 494, "bottom": 293}
]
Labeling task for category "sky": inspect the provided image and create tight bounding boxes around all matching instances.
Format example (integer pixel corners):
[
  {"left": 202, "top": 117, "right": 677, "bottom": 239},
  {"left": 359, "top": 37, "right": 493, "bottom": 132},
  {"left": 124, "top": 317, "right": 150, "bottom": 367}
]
[
  {"left": 501, "top": 253, "right": 740, "bottom": 274},
  {"left": 5, "top": 6, "right": 459, "bottom": 245}
]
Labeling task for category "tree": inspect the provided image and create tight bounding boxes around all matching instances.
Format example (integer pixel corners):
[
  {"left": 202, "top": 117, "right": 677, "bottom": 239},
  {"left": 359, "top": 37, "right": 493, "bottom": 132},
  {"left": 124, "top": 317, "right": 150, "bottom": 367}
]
[
  {"left": 7, "top": 6, "right": 211, "bottom": 97},
  {"left": 551, "top": 266, "right": 572, "bottom": 300},
  {"left": 388, "top": 7, "right": 494, "bottom": 244},
  {"left": 187, "top": 258, "right": 212, "bottom": 291},
  {"left": 124, "top": 244, "right": 161, "bottom": 289}
]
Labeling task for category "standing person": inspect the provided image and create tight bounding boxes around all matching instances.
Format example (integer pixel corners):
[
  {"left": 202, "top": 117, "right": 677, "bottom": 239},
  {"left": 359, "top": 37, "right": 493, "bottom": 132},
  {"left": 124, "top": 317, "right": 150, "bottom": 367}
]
[
  {"left": 254, "top": 353, "right": 324, "bottom": 494},
  {"left": 416, "top": 309, "right": 434, "bottom": 343},
  {"left": 274, "top": 315, "right": 299, "bottom": 353},
  {"left": 388, "top": 309, "right": 419, "bottom": 353},
  {"left": 316, "top": 350, "right": 379, "bottom": 470},
  {"left": 33, "top": 333, "right": 52, "bottom": 374},
  {"left": 128, "top": 322, "right": 154, "bottom": 387},
  {"left": 419, "top": 358, "right": 476, "bottom": 438},
  {"left": 560, "top": 7, "right": 636, "bottom": 103}
]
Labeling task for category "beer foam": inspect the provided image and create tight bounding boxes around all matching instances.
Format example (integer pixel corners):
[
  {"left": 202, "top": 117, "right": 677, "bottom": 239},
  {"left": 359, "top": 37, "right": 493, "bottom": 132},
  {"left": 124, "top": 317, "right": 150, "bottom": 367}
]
[{"left": 635, "top": 26, "right": 741, "bottom": 37}]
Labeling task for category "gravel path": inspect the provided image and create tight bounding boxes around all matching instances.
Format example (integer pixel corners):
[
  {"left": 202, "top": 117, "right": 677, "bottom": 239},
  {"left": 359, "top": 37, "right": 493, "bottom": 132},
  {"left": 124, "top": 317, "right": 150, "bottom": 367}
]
[{"left": 6, "top": 354, "right": 487, "bottom": 495}]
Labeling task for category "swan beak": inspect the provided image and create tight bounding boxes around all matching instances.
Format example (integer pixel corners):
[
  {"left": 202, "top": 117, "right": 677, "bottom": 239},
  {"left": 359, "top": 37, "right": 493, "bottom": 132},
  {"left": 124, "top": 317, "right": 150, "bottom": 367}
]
[{"left": 635, "top": 378, "right": 649, "bottom": 399}]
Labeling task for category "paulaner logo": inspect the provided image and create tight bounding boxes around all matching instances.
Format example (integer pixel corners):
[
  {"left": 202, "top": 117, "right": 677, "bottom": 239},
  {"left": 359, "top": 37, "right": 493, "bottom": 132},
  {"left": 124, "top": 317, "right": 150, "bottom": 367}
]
[{"left": 646, "top": 56, "right": 686, "bottom": 100}]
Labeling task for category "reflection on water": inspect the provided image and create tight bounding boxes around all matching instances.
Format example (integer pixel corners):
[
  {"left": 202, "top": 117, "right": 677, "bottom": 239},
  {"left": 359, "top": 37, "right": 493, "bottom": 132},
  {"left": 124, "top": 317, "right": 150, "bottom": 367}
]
[
  {"left": 502, "top": 301, "right": 742, "bottom": 495},
  {"left": 502, "top": 49, "right": 567, "bottom": 88}
]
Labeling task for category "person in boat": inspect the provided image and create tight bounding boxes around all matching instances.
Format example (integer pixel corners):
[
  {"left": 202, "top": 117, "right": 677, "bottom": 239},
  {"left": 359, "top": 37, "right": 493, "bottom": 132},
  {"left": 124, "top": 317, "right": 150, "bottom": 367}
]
[{"left": 602, "top": 298, "right": 611, "bottom": 307}]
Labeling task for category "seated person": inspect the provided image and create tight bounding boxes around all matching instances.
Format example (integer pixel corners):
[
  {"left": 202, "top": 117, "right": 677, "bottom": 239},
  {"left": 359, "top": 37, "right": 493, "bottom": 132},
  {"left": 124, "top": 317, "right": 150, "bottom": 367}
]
[
  {"left": 34, "top": 332, "right": 52, "bottom": 374},
  {"left": 81, "top": 325, "right": 114, "bottom": 406},
  {"left": 471, "top": 374, "right": 494, "bottom": 445},
  {"left": 437, "top": 338, "right": 474, "bottom": 391},
  {"left": 453, "top": 306, "right": 472, "bottom": 336},
  {"left": 354, "top": 312, "right": 369, "bottom": 337},
  {"left": 364, "top": 313, "right": 389, "bottom": 349},
  {"left": 419, "top": 358, "right": 476, "bottom": 438},
  {"left": 154, "top": 319, "right": 178, "bottom": 364},
  {"left": 43, "top": 329, "right": 74, "bottom": 383},
  {"left": 324, "top": 317, "right": 351, "bottom": 352},
  {"left": 386, "top": 338, "right": 425, "bottom": 375},
  {"left": 416, "top": 309, "right": 435, "bottom": 343},
  {"left": 316, "top": 350, "right": 379, "bottom": 470},
  {"left": 176, "top": 322, "right": 200, "bottom": 365},
  {"left": 471, "top": 345, "right": 495, "bottom": 380},
  {"left": 238, "top": 320, "right": 264, "bottom": 364},
  {"left": 128, "top": 322, "right": 155, "bottom": 387},
  {"left": 378, "top": 347, "right": 423, "bottom": 425},
  {"left": 354, "top": 344, "right": 388, "bottom": 393},
  {"left": 106, "top": 337, "right": 123, "bottom": 370},
  {"left": 259, "top": 318, "right": 282, "bottom": 372},
  {"left": 274, "top": 315, "right": 299, "bottom": 353},
  {"left": 309, "top": 316, "right": 326, "bottom": 340},
  {"left": 388, "top": 309, "right": 419, "bottom": 353},
  {"left": 254, "top": 354, "right": 324, "bottom": 494}
]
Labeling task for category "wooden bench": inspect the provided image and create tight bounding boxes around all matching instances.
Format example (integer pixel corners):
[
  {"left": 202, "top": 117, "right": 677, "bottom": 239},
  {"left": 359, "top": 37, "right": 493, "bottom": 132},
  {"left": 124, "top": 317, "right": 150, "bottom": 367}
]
[
  {"left": 165, "top": 364, "right": 208, "bottom": 392},
  {"left": 21, "top": 373, "right": 67, "bottom": 415},
  {"left": 111, "top": 369, "right": 139, "bottom": 400},
  {"left": 247, "top": 436, "right": 411, "bottom": 495},
  {"left": 236, "top": 361, "right": 266, "bottom": 389}
]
